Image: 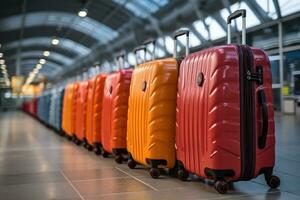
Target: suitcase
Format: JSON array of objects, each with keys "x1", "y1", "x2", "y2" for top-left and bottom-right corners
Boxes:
[
  {"x1": 127, "y1": 41, "x2": 178, "y2": 178},
  {"x1": 175, "y1": 10, "x2": 280, "y2": 194},
  {"x1": 54, "y1": 88, "x2": 65, "y2": 134},
  {"x1": 62, "y1": 83, "x2": 77, "y2": 138},
  {"x1": 85, "y1": 74, "x2": 107, "y2": 152},
  {"x1": 101, "y1": 55, "x2": 132, "y2": 163},
  {"x1": 74, "y1": 81, "x2": 89, "y2": 144}
]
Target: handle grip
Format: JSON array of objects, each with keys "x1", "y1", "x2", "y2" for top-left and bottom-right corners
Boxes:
[
  {"x1": 227, "y1": 9, "x2": 246, "y2": 24},
  {"x1": 258, "y1": 90, "x2": 268, "y2": 149},
  {"x1": 172, "y1": 29, "x2": 189, "y2": 58},
  {"x1": 227, "y1": 9, "x2": 246, "y2": 45}
]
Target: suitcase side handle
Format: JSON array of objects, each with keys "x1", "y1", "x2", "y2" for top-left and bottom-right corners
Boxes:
[
  {"x1": 258, "y1": 90, "x2": 268, "y2": 149},
  {"x1": 172, "y1": 29, "x2": 189, "y2": 58},
  {"x1": 227, "y1": 9, "x2": 246, "y2": 45},
  {"x1": 134, "y1": 45, "x2": 146, "y2": 65}
]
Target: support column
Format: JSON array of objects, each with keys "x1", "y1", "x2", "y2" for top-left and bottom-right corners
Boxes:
[{"x1": 278, "y1": 21, "x2": 284, "y2": 112}]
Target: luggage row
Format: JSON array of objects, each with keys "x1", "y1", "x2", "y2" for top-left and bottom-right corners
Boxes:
[{"x1": 22, "y1": 10, "x2": 280, "y2": 194}]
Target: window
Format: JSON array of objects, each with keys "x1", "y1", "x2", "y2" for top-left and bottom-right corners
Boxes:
[{"x1": 278, "y1": 0, "x2": 300, "y2": 16}]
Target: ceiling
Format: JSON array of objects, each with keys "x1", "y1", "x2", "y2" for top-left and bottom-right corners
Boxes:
[{"x1": 0, "y1": 0, "x2": 298, "y2": 84}]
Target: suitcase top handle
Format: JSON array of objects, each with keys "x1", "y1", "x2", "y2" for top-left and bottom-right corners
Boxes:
[
  {"x1": 133, "y1": 38, "x2": 156, "y2": 65},
  {"x1": 115, "y1": 50, "x2": 127, "y2": 70},
  {"x1": 227, "y1": 9, "x2": 246, "y2": 45},
  {"x1": 172, "y1": 29, "x2": 189, "y2": 58}
]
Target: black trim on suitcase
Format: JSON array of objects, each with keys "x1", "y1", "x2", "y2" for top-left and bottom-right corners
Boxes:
[{"x1": 238, "y1": 45, "x2": 256, "y2": 181}]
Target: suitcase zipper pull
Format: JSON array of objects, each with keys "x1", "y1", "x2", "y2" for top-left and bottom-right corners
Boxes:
[{"x1": 246, "y1": 67, "x2": 263, "y2": 85}]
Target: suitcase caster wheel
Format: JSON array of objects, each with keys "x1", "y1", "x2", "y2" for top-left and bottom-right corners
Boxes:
[
  {"x1": 75, "y1": 139, "x2": 81, "y2": 146},
  {"x1": 178, "y1": 169, "x2": 189, "y2": 181},
  {"x1": 266, "y1": 175, "x2": 280, "y2": 189},
  {"x1": 67, "y1": 136, "x2": 72, "y2": 141},
  {"x1": 127, "y1": 159, "x2": 136, "y2": 169},
  {"x1": 115, "y1": 155, "x2": 123, "y2": 164},
  {"x1": 149, "y1": 168, "x2": 160, "y2": 179},
  {"x1": 95, "y1": 149, "x2": 102, "y2": 155},
  {"x1": 87, "y1": 145, "x2": 93, "y2": 151},
  {"x1": 102, "y1": 151, "x2": 109, "y2": 158},
  {"x1": 214, "y1": 180, "x2": 229, "y2": 194}
]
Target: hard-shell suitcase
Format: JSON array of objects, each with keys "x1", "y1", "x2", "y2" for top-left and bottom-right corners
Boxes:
[
  {"x1": 74, "y1": 81, "x2": 89, "y2": 144},
  {"x1": 127, "y1": 41, "x2": 178, "y2": 178},
  {"x1": 175, "y1": 10, "x2": 280, "y2": 193},
  {"x1": 62, "y1": 83, "x2": 76, "y2": 138},
  {"x1": 101, "y1": 55, "x2": 132, "y2": 162},
  {"x1": 85, "y1": 74, "x2": 106, "y2": 152},
  {"x1": 55, "y1": 88, "x2": 65, "y2": 133}
]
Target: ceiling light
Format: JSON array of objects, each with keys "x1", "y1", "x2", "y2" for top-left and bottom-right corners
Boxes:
[
  {"x1": 39, "y1": 59, "x2": 46, "y2": 64},
  {"x1": 0, "y1": 53, "x2": 3, "y2": 58},
  {"x1": 51, "y1": 38, "x2": 60, "y2": 45},
  {"x1": 33, "y1": 68, "x2": 39, "y2": 74},
  {"x1": 78, "y1": 8, "x2": 88, "y2": 17},
  {"x1": 36, "y1": 63, "x2": 42, "y2": 69},
  {"x1": 43, "y1": 51, "x2": 50, "y2": 57},
  {"x1": 0, "y1": 59, "x2": 4, "y2": 65},
  {"x1": 1, "y1": 65, "x2": 5, "y2": 70}
]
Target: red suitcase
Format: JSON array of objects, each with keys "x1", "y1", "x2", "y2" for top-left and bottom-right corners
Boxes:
[
  {"x1": 101, "y1": 55, "x2": 132, "y2": 163},
  {"x1": 175, "y1": 10, "x2": 280, "y2": 194}
]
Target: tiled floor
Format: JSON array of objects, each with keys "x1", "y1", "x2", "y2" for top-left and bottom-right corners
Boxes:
[{"x1": 0, "y1": 111, "x2": 300, "y2": 200}]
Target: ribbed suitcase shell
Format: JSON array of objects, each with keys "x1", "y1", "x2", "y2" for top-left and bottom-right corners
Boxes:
[
  {"x1": 176, "y1": 45, "x2": 275, "y2": 181},
  {"x1": 62, "y1": 84, "x2": 75, "y2": 136},
  {"x1": 101, "y1": 69, "x2": 132, "y2": 153},
  {"x1": 85, "y1": 75, "x2": 106, "y2": 145},
  {"x1": 75, "y1": 81, "x2": 89, "y2": 141},
  {"x1": 127, "y1": 58, "x2": 178, "y2": 168}
]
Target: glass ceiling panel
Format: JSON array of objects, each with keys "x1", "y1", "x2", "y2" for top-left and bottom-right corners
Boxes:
[
  {"x1": 113, "y1": 0, "x2": 169, "y2": 18},
  {"x1": 2, "y1": 37, "x2": 90, "y2": 56},
  {"x1": 255, "y1": 0, "x2": 277, "y2": 19},
  {"x1": 0, "y1": 12, "x2": 118, "y2": 43},
  {"x1": 220, "y1": 1, "x2": 260, "y2": 30},
  {"x1": 205, "y1": 17, "x2": 226, "y2": 40},
  {"x1": 164, "y1": 36, "x2": 181, "y2": 54},
  {"x1": 6, "y1": 51, "x2": 72, "y2": 65},
  {"x1": 278, "y1": 0, "x2": 300, "y2": 16},
  {"x1": 193, "y1": 20, "x2": 209, "y2": 40}
]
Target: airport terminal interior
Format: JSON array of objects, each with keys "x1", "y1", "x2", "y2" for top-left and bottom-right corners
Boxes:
[{"x1": 0, "y1": 0, "x2": 300, "y2": 199}]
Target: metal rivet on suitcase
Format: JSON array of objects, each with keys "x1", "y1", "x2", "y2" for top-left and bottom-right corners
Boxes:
[
  {"x1": 142, "y1": 81, "x2": 147, "y2": 91},
  {"x1": 197, "y1": 72, "x2": 204, "y2": 87}
]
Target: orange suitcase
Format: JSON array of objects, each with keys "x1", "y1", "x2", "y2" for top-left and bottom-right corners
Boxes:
[
  {"x1": 101, "y1": 63, "x2": 132, "y2": 163},
  {"x1": 74, "y1": 81, "x2": 89, "y2": 144},
  {"x1": 127, "y1": 43, "x2": 179, "y2": 178},
  {"x1": 62, "y1": 83, "x2": 75, "y2": 138},
  {"x1": 85, "y1": 74, "x2": 107, "y2": 153}
]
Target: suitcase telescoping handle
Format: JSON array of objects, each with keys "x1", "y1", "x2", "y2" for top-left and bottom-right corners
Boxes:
[
  {"x1": 258, "y1": 90, "x2": 268, "y2": 149},
  {"x1": 115, "y1": 51, "x2": 126, "y2": 70},
  {"x1": 134, "y1": 45, "x2": 147, "y2": 65},
  {"x1": 227, "y1": 9, "x2": 246, "y2": 45},
  {"x1": 143, "y1": 38, "x2": 156, "y2": 61},
  {"x1": 172, "y1": 29, "x2": 189, "y2": 58}
]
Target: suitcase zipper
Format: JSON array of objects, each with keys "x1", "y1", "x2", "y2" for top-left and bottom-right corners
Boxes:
[{"x1": 238, "y1": 45, "x2": 256, "y2": 180}]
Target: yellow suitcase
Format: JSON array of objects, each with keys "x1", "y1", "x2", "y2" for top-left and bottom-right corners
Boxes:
[{"x1": 127, "y1": 43, "x2": 178, "y2": 178}]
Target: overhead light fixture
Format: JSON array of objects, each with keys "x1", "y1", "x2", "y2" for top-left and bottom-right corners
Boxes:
[
  {"x1": 1, "y1": 65, "x2": 5, "y2": 70},
  {"x1": 0, "y1": 59, "x2": 4, "y2": 65},
  {"x1": 78, "y1": 8, "x2": 88, "y2": 17},
  {"x1": 36, "y1": 63, "x2": 42, "y2": 69},
  {"x1": 33, "y1": 68, "x2": 39, "y2": 74},
  {"x1": 51, "y1": 38, "x2": 60, "y2": 45},
  {"x1": 43, "y1": 51, "x2": 50, "y2": 57},
  {"x1": 39, "y1": 59, "x2": 46, "y2": 65},
  {"x1": 0, "y1": 53, "x2": 3, "y2": 58}
]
